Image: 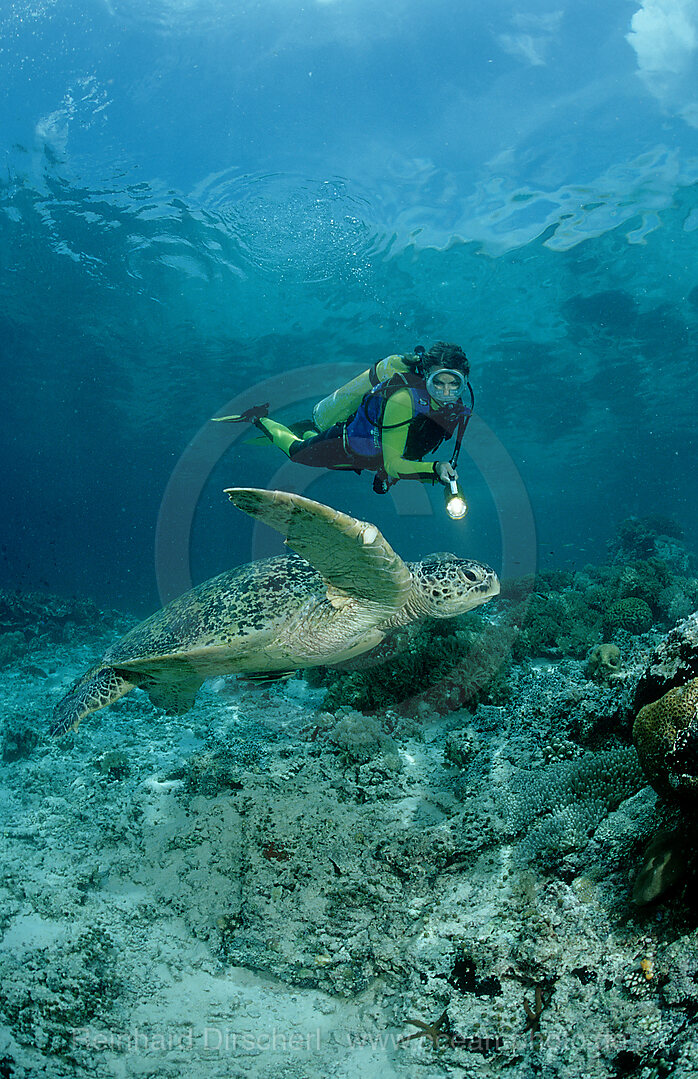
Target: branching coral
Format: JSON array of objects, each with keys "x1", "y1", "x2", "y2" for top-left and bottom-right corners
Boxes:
[
  {"x1": 504, "y1": 746, "x2": 645, "y2": 834},
  {"x1": 501, "y1": 746, "x2": 646, "y2": 870}
]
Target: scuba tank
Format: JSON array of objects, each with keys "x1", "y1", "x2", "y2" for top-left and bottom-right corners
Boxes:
[{"x1": 312, "y1": 353, "x2": 421, "y2": 432}]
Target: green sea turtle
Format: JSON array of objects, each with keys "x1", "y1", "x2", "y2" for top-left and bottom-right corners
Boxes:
[{"x1": 50, "y1": 488, "x2": 499, "y2": 736}]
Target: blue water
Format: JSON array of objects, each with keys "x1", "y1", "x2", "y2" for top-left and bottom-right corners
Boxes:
[{"x1": 2, "y1": 0, "x2": 698, "y2": 614}]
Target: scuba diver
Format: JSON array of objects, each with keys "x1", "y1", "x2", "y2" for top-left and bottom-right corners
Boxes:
[{"x1": 214, "y1": 342, "x2": 474, "y2": 513}]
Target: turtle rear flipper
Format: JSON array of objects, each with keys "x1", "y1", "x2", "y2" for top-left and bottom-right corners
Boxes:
[
  {"x1": 141, "y1": 675, "x2": 204, "y2": 714},
  {"x1": 50, "y1": 666, "x2": 137, "y2": 737}
]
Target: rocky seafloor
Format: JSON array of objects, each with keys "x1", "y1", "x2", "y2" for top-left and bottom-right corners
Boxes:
[{"x1": 1, "y1": 533, "x2": 698, "y2": 1079}]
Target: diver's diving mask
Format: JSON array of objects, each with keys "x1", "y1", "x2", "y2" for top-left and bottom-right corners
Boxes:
[{"x1": 425, "y1": 367, "x2": 467, "y2": 404}]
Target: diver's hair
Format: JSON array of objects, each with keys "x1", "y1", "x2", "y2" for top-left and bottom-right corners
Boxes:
[{"x1": 424, "y1": 342, "x2": 470, "y2": 375}]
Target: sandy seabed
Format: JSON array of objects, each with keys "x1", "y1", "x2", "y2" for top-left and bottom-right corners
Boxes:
[{"x1": 1, "y1": 616, "x2": 697, "y2": 1079}]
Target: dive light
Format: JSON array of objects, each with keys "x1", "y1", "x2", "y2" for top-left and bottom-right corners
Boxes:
[{"x1": 445, "y1": 477, "x2": 468, "y2": 520}]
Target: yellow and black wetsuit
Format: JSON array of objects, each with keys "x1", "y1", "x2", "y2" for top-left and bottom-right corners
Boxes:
[{"x1": 253, "y1": 368, "x2": 466, "y2": 485}]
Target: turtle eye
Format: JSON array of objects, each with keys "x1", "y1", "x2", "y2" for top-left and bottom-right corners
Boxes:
[{"x1": 462, "y1": 569, "x2": 478, "y2": 582}]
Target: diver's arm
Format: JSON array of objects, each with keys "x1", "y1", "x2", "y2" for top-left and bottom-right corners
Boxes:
[{"x1": 381, "y1": 391, "x2": 441, "y2": 483}]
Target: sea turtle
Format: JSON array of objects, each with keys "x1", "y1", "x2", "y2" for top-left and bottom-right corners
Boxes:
[{"x1": 50, "y1": 488, "x2": 499, "y2": 736}]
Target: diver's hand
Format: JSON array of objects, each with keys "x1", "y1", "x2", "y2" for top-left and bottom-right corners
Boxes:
[{"x1": 435, "y1": 461, "x2": 458, "y2": 486}]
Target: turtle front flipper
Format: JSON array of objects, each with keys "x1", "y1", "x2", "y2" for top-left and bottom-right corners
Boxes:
[
  {"x1": 224, "y1": 488, "x2": 414, "y2": 611},
  {"x1": 50, "y1": 666, "x2": 137, "y2": 736}
]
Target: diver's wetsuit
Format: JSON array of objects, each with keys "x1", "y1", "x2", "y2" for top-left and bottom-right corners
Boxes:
[
  {"x1": 256, "y1": 375, "x2": 466, "y2": 484},
  {"x1": 287, "y1": 421, "x2": 355, "y2": 469}
]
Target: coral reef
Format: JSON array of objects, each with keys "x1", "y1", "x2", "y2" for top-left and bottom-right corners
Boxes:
[
  {"x1": 500, "y1": 553, "x2": 696, "y2": 665},
  {"x1": 0, "y1": 926, "x2": 119, "y2": 1054},
  {"x1": 2, "y1": 536, "x2": 698, "y2": 1078},
  {"x1": 609, "y1": 515, "x2": 692, "y2": 573},
  {"x1": 1, "y1": 715, "x2": 40, "y2": 763},
  {"x1": 0, "y1": 588, "x2": 127, "y2": 645},
  {"x1": 634, "y1": 611, "x2": 698, "y2": 711},
  {"x1": 96, "y1": 749, "x2": 131, "y2": 780},
  {"x1": 0, "y1": 632, "x2": 27, "y2": 668},
  {"x1": 633, "y1": 679, "x2": 698, "y2": 803},
  {"x1": 505, "y1": 579, "x2": 602, "y2": 659},
  {"x1": 306, "y1": 615, "x2": 514, "y2": 715},
  {"x1": 497, "y1": 746, "x2": 646, "y2": 869},
  {"x1": 182, "y1": 739, "x2": 268, "y2": 795},
  {"x1": 629, "y1": 618, "x2": 698, "y2": 903},
  {"x1": 586, "y1": 643, "x2": 621, "y2": 683},
  {"x1": 326, "y1": 710, "x2": 401, "y2": 764},
  {"x1": 603, "y1": 597, "x2": 653, "y2": 637}
]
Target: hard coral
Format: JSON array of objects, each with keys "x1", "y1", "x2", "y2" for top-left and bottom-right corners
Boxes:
[
  {"x1": 184, "y1": 742, "x2": 263, "y2": 795},
  {"x1": 603, "y1": 597, "x2": 653, "y2": 637},
  {"x1": 476, "y1": 745, "x2": 646, "y2": 873},
  {"x1": 495, "y1": 556, "x2": 692, "y2": 663},
  {"x1": 586, "y1": 643, "x2": 622, "y2": 683},
  {"x1": 632, "y1": 620, "x2": 698, "y2": 903},
  {"x1": 508, "y1": 586, "x2": 600, "y2": 660},
  {"x1": 658, "y1": 579, "x2": 698, "y2": 624},
  {"x1": 616, "y1": 558, "x2": 672, "y2": 612},
  {"x1": 0, "y1": 591, "x2": 98, "y2": 634},
  {"x1": 633, "y1": 679, "x2": 698, "y2": 803},
  {"x1": 633, "y1": 611, "x2": 698, "y2": 711},
  {"x1": 328, "y1": 711, "x2": 400, "y2": 764},
  {"x1": 504, "y1": 746, "x2": 645, "y2": 837}
]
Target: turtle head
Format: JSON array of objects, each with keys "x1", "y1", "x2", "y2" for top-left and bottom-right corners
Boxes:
[{"x1": 411, "y1": 552, "x2": 500, "y2": 618}]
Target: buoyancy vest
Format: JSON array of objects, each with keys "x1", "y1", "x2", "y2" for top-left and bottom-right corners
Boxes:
[{"x1": 343, "y1": 373, "x2": 466, "y2": 461}]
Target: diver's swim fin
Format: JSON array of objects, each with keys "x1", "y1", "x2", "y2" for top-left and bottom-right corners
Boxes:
[{"x1": 213, "y1": 403, "x2": 270, "y2": 424}]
